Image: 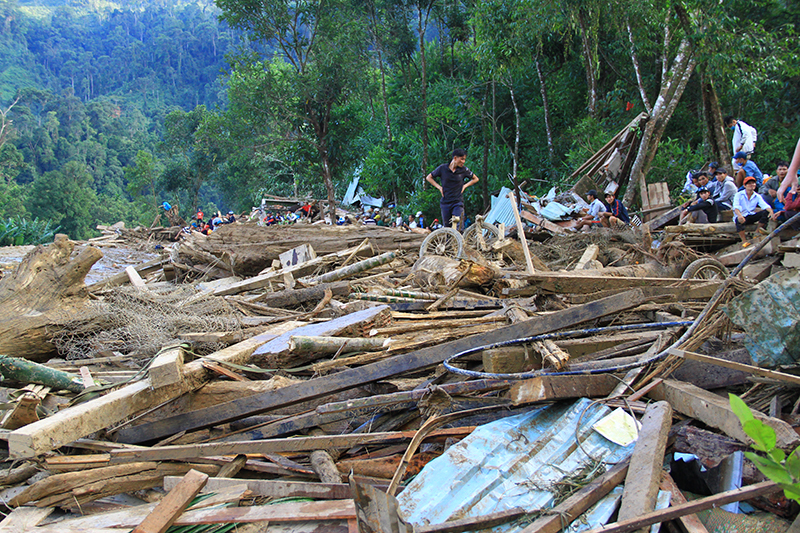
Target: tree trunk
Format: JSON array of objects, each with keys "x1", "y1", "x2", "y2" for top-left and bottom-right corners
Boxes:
[
  {"x1": 0, "y1": 235, "x2": 103, "y2": 361},
  {"x1": 623, "y1": 34, "x2": 697, "y2": 209},
  {"x1": 700, "y1": 69, "x2": 730, "y2": 167},
  {"x1": 534, "y1": 56, "x2": 556, "y2": 168},
  {"x1": 481, "y1": 93, "x2": 490, "y2": 210},
  {"x1": 576, "y1": 6, "x2": 599, "y2": 118},
  {"x1": 418, "y1": 3, "x2": 432, "y2": 176}
]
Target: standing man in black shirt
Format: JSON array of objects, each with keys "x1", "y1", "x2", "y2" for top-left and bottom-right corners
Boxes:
[{"x1": 424, "y1": 149, "x2": 480, "y2": 232}]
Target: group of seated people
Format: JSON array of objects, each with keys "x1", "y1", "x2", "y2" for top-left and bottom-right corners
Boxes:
[
  {"x1": 571, "y1": 189, "x2": 630, "y2": 232},
  {"x1": 680, "y1": 158, "x2": 800, "y2": 247},
  {"x1": 192, "y1": 209, "x2": 236, "y2": 235}
]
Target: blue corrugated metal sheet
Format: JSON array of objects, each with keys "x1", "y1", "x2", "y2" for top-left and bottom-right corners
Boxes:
[
  {"x1": 396, "y1": 399, "x2": 635, "y2": 532},
  {"x1": 484, "y1": 186, "x2": 518, "y2": 229}
]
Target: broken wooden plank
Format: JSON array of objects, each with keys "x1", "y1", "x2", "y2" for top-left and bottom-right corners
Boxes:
[
  {"x1": 416, "y1": 508, "x2": 528, "y2": 533},
  {"x1": 519, "y1": 460, "x2": 629, "y2": 533},
  {"x1": 670, "y1": 348, "x2": 800, "y2": 387},
  {"x1": 132, "y1": 469, "x2": 208, "y2": 533},
  {"x1": 618, "y1": 401, "x2": 672, "y2": 525},
  {"x1": 580, "y1": 481, "x2": 779, "y2": 533},
  {"x1": 166, "y1": 477, "x2": 353, "y2": 500},
  {"x1": 0, "y1": 506, "x2": 53, "y2": 532},
  {"x1": 659, "y1": 473, "x2": 710, "y2": 533},
  {"x1": 507, "y1": 191, "x2": 535, "y2": 274},
  {"x1": 88, "y1": 257, "x2": 165, "y2": 292},
  {"x1": 118, "y1": 289, "x2": 648, "y2": 443},
  {"x1": 126, "y1": 265, "x2": 148, "y2": 289},
  {"x1": 648, "y1": 379, "x2": 800, "y2": 449},
  {"x1": 573, "y1": 244, "x2": 600, "y2": 270},
  {"x1": 510, "y1": 374, "x2": 619, "y2": 404}
]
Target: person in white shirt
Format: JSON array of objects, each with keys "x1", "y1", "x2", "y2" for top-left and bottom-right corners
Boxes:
[
  {"x1": 733, "y1": 175, "x2": 772, "y2": 247},
  {"x1": 725, "y1": 116, "x2": 757, "y2": 156},
  {"x1": 573, "y1": 189, "x2": 605, "y2": 232}
]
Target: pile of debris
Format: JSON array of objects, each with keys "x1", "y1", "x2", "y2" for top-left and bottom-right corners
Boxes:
[{"x1": 0, "y1": 208, "x2": 799, "y2": 532}]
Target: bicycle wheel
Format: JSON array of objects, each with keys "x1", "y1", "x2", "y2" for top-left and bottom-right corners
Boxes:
[
  {"x1": 419, "y1": 228, "x2": 464, "y2": 258},
  {"x1": 463, "y1": 221, "x2": 502, "y2": 254},
  {"x1": 681, "y1": 258, "x2": 729, "y2": 280}
]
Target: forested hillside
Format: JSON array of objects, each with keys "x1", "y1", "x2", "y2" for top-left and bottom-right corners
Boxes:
[
  {"x1": 1, "y1": 0, "x2": 799, "y2": 239},
  {"x1": 0, "y1": 0, "x2": 238, "y2": 238}
]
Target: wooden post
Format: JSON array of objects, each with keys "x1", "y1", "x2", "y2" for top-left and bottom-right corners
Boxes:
[
  {"x1": 507, "y1": 192, "x2": 535, "y2": 274},
  {"x1": 618, "y1": 401, "x2": 672, "y2": 531}
]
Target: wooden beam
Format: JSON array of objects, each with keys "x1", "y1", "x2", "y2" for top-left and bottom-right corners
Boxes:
[
  {"x1": 148, "y1": 345, "x2": 185, "y2": 390},
  {"x1": 519, "y1": 460, "x2": 629, "y2": 533},
  {"x1": 503, "y1": 273, "x2": 718, "y2": 296},
  {"x1": 110, "y1": 428, "x2": 473, "y2": 463},
  {"x1": 118, "y1": 289, "x2": 648, "y2": 444},
  {"x1": 132, "y1": 469, "x2": 208, "y2": 533},
  {"x1": 648, "y1": 379, "x2": 800, "y2": 450},
  {"x1": 510, "y1": 374, "x2": 619, "y2": 404},
  {"x1": 670, "y1": 348, "x2": 800, "y2": 387},
  {"x1": 8, "y1": 322, "x2": 303, "y2": 459},
  {"x1": 579, "y1": 481, "x2": 779, "y2": 533},
  {"x1": 618, "y1": 401, "x2": 672, "y2": 526}
]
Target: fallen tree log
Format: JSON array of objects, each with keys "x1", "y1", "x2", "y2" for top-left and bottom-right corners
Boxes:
[
  {"x1": 0, "y1": 235, "x2": 102, "y2": 361},
  {"x1": 179, "y1": 224, "x2": 425, "y2": 277}
]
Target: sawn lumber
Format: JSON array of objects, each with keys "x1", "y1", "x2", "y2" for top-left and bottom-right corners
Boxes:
[
  {"x1": 117, "y1": 289, "x2": 647, "y2": 443},
  {"x1": 8, "y1": 320, "x2": 305, "y2": 459}
]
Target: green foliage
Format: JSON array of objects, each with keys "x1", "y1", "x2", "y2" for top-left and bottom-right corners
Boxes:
[
  {"x1": 730, "y1": 394, "x2": 800, "y2": 502},
  {"x1": 0, "y1": 216, "x2": 59, "y2": 246},
  {"x1": 646, "y1": 139, "x2": 707, "y2": 201}
]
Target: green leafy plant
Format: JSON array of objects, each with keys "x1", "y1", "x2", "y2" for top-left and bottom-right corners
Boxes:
[
  {"x1": 0, "y1": 216, "x2": 59, "y2": 246},
  {"x1": 729, "y1": 393, "x2": 800, "y2": 502}
]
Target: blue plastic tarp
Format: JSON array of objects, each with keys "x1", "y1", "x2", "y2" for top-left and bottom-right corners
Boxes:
[{"x1": 725, "y1": 269, "x2": 800, "y2": 367}]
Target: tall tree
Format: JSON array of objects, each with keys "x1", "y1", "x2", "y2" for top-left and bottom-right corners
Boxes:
[{"x1": 218, "y1": 0, "x2": 368, "y2": 223}]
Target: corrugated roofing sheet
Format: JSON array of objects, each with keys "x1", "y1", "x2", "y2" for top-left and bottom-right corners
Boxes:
[{"x1": 396, "y1": 399, "x2": 635, "y2": 532}]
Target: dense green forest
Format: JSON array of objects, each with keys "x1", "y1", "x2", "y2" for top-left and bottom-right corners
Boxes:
[{"x1": 0, "y1": 0, "x2": 798, "y2": 239}]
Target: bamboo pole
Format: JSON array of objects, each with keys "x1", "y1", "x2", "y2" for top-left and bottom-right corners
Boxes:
[
  {"x1": 289, "y1": 336, "x2": 391, "y2": 355},
  {"x1": 301, "y1": 251, "x2": 396, "y2": 286},
  {"x1": 0, "y1": 355, "x2": 84, "y2": 393}
]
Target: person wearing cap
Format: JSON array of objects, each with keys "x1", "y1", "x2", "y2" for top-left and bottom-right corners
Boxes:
[
  {"x1": 733, "y1": 151, "x2": 763, "y2": 188},
  {"x1": 431, "y1": 218, "x2": 443, "y2": 230},
  {"x1": 415, "y1": 211, "x2": 425, "y2": 230},
  {"x1": 226, "y1": 211, "x2": 236, "y2": 224},
  {"x1": 712, "y1": 167, "x2": 737, "y2": 211},
  {"x1": 573, "y1": 189, "x2": 605, "y2": 231},
  {"x1": 724, "y1": 116, "x2": 757, "y2": 158},
  {"x1": 374, "y1": 213, "x2": 385, "y2": 226},
  {"x1": 424, "y1": 148, "x2": 479, "y2": 232},
  {"x1": 733, "y1": 175, "x2": 773, "y2": 247},
  {"x1": 680, "y1": 186, "x2": 717, "y2": 224},
  {"x1": 600, "y1": 191, "x2": 629, "y2": 229}
]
